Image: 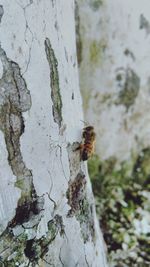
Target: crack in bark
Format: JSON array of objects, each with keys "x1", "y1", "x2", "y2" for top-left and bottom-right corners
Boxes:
[
  {"x1": 24, "y1": 215, "x2": 65, "y2": 262},
  {"x1": 22, "y1": 6, "x2": 34, "y2": 74},
  {"x1": 45, "y1": 37, "x2": 63, "y2": 127},
  {"x1": 59, "y1": 246, "x2": 65, "y2": 267},
  {"x1": 85, "y1": 255, "x2": 90, "y2": 267},
  {"x1": 47, "y1": 170, "x2": 57, "y2": 214},
  {"x1": 57, "y1": 145, "x2": 68, "y2": 182},
  {"x1": 84, "y1": 247, "x2": 90, "y2": 267},
  {"x1": 16, "y1": 0, "x2": 34, "y2": 74}
]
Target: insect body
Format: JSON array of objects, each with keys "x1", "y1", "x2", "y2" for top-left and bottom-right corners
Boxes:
[{"x1": 79, "y1": 126, "x2": 96, "y2": 161}]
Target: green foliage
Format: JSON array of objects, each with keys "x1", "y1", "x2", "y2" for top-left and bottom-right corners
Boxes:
[{"x1": 88, "y1": 150, "x2": 150, "y2": 266}]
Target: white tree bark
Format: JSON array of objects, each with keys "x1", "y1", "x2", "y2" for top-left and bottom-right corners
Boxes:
[
  {"x1": 0, "y1": 1, "x2": 107, "y2": 266},
  {"x1": 77, "y1": 0, "x2": 150, "y2": 162}
]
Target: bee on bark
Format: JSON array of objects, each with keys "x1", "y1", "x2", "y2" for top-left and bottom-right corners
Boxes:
[{"x1": 79, "y1": 126, "x2": 96, "y2": 161}]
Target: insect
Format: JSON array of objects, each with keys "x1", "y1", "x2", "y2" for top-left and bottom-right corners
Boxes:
[{"x1": 79, "y1": 126, "x2": 96, "y2": 161}]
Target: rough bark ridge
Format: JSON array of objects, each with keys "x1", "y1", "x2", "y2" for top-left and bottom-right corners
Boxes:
[{"x1": 0, "y1": 1, "x2": 107, "y2": 266}]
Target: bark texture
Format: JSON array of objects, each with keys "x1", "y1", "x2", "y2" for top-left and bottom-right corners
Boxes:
[{"x1": 0, "y1": 1, "x2": 107, "y2": 266}]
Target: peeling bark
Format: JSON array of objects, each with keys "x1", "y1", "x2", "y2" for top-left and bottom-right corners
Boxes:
[{"x1": 0, "y1": 46, "x2": 32, "y2": 195}]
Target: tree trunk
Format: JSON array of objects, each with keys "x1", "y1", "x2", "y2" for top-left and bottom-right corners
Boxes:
[
  {"x1": 76, "y1": 0, "x2": 150, "y2": 162},
  {"x1": 0, "y1": 1, "x2": 107, "y2": 266},
  {"x1": 76, "y1": 0, "x2": 150, "y2": 266}
]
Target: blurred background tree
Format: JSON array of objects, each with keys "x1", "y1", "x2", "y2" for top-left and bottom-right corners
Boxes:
[{"x1": 76, "y1": 0, "x2": 150, "y2": 266}]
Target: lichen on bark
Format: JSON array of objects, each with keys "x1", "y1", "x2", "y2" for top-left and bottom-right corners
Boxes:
[
  {"x1": 0, "y1": 45, "x2": 36, "y2": 200},
  {"x1": 89, "y1": 0, "x2": 104, "y2": 11},
  {"x1": 66, "y1": 144, "x2": 96, "y2": 243},
  {"x1": 0, "y1": 45, "x2": 45, "y2": 265},
  {"x1": 139, "y1": 14, "x2": 150, "y2": 35},
  {"x1": 0, "y1": 214, "x2": 65, "y2": 266},
  {"x1": 116, "y1": 67, "x2": 140, "y2": 110},
  {"x1": 44, "y1": 37, "x2": 63, "y2": 127}
]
